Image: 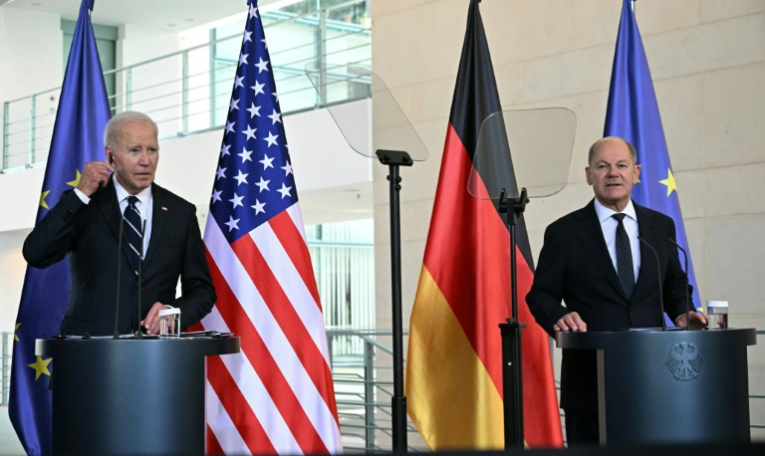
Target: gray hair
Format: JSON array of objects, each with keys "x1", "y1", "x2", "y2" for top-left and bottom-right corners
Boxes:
[
  {"x1": 104, "y1": 111, "x2": 158, "y2": 148},
  {"x1": 588, "y1": 136, "x2": 637, "y2": 166}
]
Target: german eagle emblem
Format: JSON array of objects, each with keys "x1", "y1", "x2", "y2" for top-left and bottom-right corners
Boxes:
[{"x1": 665, "y1": 342, "x2": 703, "y2": 381}]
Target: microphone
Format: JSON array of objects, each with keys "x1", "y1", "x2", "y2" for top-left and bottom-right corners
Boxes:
[
  {"x1": 135, "y1": 220, "x2": 146, "y2": 339},
  {"x1": 668, "y1": 238, "x2": 692, "y2": 330},
  {"x1": 637, "y1": 236, "x2": 667, "y2": 331},
  {"x1": 113, "y1": 216, "x2": 125, "y2": 339}
]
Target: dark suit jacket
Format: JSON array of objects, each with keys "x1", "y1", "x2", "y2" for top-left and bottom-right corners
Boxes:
[
  {"x1": 526, "y1": 199, "x2": 691, "y2": 412},
  {"x1": 23, "y1": 179, "x2": 216, "y2": 336}
]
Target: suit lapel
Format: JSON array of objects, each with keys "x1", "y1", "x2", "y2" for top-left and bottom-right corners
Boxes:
[
  {"x1": 143, "y1": 184, "x2": 170, "y2": 268},
  {"x1": 573, "y1": 200, "x2": 629, "y2": 302}
]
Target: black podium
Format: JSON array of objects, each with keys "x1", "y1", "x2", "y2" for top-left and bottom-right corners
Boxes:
[
  {"x1": 37, "y1": 336, "x2": 240, "y2": 456},
  {"x1": 557, "y1": 328, "x2": 756, "y2": 446}
]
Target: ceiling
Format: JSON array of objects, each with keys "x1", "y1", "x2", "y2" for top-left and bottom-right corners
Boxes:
[{"x1": 0, "y1": 0, "x2": 293, "y2": 32}]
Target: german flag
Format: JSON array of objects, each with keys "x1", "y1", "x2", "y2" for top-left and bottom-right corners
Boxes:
[{"x1": 405, "y1": 0, "x2": 563, "y2": 449}]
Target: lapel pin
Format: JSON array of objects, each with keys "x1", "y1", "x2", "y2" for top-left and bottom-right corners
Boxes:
[{"x1": 162, "y1": 207, "x2": 168, "y2": 211}]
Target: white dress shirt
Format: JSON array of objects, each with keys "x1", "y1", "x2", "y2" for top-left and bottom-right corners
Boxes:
[
  {"x1": 594, "y1": 198, "x2": 641, "y2": 283},
  {"x1": 74, "y1": 175, "x2": 153, "y2": 257}
]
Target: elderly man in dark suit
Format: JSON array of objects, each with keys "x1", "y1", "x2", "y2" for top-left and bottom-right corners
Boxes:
[
  {"x1": 23, "y1": 111, "x2": 215, "y2": 336},
  {"x1": 526, "y1": 136, "x2": 707, "y2": 446}
]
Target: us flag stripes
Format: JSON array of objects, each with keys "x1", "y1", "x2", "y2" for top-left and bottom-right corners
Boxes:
[{"x1": 195, "y1": 0, "x2": 342, "y2": 453}]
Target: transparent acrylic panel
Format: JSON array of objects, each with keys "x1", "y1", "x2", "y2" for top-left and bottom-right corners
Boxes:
[
  {"x1": 305, "y1": 63, "x2": 428, "y2": 161},
  {"x1": 468, "y1": 108, "x2": 577, "y2": 200}
]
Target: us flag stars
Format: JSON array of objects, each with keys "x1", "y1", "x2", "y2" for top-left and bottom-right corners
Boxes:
[{"x1": 208, "y1": 2, "x2": 298, "y2": 242}]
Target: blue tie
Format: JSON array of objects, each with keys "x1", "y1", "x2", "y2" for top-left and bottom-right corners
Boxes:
[
  {"x1": 613, "y1": 213, "x2": 635, "y2": 299},
  {"x1": 124, "y1": 196, "x2": 143, "y2": 275}
]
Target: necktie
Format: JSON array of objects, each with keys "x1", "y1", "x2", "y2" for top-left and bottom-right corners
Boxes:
[
  {"x1": 124, "y1": 196, "x2": 143, "y2": 275},
  {"x1": 612, "y1": 213, "x2": 634, "y2": 299}
]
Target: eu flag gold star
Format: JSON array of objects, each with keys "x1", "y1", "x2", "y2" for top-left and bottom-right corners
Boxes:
[
  {"x1": 28, "y1": 356, "x2": 52, "y2": 381},
  {"x1": 66, "y1": 169, "x2": 82, "y2": 188},
  {"x1": 40, "y1": 190, "x2": 51, "y2": 209},
  {"x1": 14, "y1": 322, "x2": 20, "y2": 342},
  {"x1": 659, "y1": 169, "x2": 677, "y2": 196}
]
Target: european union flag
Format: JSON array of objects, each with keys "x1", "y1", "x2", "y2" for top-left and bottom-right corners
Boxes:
[
  {"x1": 8, "y1": 1, "x2": 111, "y2": 454},
  {"x1": 604, "y1": 0, "x2": 701, "y2": 315}
]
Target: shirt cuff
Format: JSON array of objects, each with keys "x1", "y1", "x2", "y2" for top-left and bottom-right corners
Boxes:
[{"x1": 73, "y1": 188, "x2": 91, "y2": 204}]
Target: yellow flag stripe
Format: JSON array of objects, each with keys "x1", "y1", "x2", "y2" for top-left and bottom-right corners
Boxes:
[{"x1": 406, "y1": 266, "x2": 504, "y2": 450}]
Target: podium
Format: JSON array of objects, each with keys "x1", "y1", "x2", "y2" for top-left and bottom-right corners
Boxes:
[
  {"x1": 557, "y1": 328, "x2": 756, "y2": 446},
  {"x1": 37, "y1": 336, "x2": 240, "y2": 456}
]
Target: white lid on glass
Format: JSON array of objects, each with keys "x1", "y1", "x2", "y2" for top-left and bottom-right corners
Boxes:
[{"x1": 159, "y1": 307, "x2": 181, "y2": 317}]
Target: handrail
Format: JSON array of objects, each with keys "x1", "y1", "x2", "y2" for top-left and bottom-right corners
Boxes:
[
  {"x1": 327, "y1": 329, "x2": 408, "y2": 357},
  {"x1": 2, "y1": 0, "x2": 371, "y2": 172},
  {"x1": 2, "y1": 1, "x2": 370, "y2": 105}
]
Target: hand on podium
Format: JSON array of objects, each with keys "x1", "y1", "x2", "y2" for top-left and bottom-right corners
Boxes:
[
  {"x1": 676, "y1": 311, "x2": 708, "y2": 330},
  {"x1": 141, "y1": 302, "x2": 170, "y2": 335},
  {"x1": 554, "y1": 311, "x2": 587, "y2": 333}
]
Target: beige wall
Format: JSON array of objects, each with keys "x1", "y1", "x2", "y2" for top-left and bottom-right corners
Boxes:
[{"x1": 372, "y1": 0, "x2": 765, "y2": 439}]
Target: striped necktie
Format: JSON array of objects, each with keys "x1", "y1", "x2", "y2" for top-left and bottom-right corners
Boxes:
[
  {"x1": 612, "y1": 213, "x2": 634, "y2": 299},
  {"x1": 123, "y1": 195, "x2": 143, "y2": 275}
]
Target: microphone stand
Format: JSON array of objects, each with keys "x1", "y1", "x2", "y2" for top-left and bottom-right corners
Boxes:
[
  {"x1": 376, "y1": 149, "x2": 413, "y2": 453},
  {"x1": 113, "y1": 218, "x2": 125, "y2": 339},
  {"x1": 637, "y1": 237, "x2": 667, "y2": 331},
  {"x1": 668, "y1": 239, "x2": 692, "y2": 330},
  {"x1": 135, "y1": 220, "x2": 146, "y2": 339},
  {"x1": 498, "y1": 187, "x2": 528, "y2": 449}
]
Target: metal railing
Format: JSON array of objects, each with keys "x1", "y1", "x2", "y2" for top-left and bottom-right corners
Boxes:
[
  {"x1": 1, "y1": 331, "x2": 10, "y2": 405},
  {"x1": 1, "y1": 0, "x2": 371, "y2": 173},
  {"x1": 326, "y1": 329, "x2": 425, "y2": 452}
]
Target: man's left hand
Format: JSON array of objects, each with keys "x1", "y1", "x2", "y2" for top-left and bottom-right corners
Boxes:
[
  {"x1": 141, "y1": 302, "x2": 169, "y2": 335},
  {"x1": 676, "y1": 311, "x2": 708, "y2": 330}
]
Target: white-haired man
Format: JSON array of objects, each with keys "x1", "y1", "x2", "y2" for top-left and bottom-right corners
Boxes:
[{"x1": 24, "y1": 111, "x2": 215, "y2": 336}]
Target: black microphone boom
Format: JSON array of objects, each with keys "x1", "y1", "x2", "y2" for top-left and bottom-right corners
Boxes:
[
  {"x1": 113, "y1": 217, "x2": 125, "y2": 339},
  {"x1": 668, "y1": 238, "x2": 692, "y2": 330},
  {"x1": 136, "y1": 220, "x2": 146, "y2": 338},
  {"x1": 637, "y1": 236, "x2": 667, "y2": 331}
]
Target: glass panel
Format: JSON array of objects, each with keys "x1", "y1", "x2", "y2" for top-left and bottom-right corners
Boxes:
[{"x1": 468, "y1": 108, "x2": 577, "y2": 201}]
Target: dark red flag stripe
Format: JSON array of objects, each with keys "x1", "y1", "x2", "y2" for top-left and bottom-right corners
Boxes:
[
  {"x1": 207, "y1": 249, "x2": 329, "y2": 454},
  {"x1": 206, "y1": 424, "x2": 225, "y2": 455},
  {"x1": 207, "y1": 355, "x2": 275, "y2": 454},
  {"x1": 231, "y1": 232, "x2": 336, "y2": 413},
  {"x1": 269, "y1": 210, "x2": 323, "y2": 309}
]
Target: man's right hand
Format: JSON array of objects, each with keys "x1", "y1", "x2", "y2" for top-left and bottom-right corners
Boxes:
[
  {"x1": 77, "y1": 160, "x2": 114, "y2": 196},
  {"x1": 554, "y1": 311, "x2": 587, "y2": 333}
]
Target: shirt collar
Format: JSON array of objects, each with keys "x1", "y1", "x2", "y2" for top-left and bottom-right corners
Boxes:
[
  {"x1": 113, "y1": 174, "x2": 152, "y2": 207},
  {"x1": 594, "y1": 198, "x2": 637, "y2": 224}
]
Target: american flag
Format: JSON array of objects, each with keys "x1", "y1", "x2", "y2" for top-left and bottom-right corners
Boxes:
[{"x1": 197, "y1": 1, "x2": 342, "y2": 453}]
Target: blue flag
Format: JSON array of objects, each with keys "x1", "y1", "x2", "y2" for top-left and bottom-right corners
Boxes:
[
  {"x1": 8, "y1": 1, "x2": 111, "y2": 454},
  {"x1": 604, "y1": 0, "x2": 700, "y2": 315}
]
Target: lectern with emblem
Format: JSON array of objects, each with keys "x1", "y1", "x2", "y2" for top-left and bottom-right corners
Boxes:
[
  {"x1": 558, "y1": 328, "x2": 756, "y2": 446},
  {"x1": 36, "y1": 335, "x2": 239, "y2": 456}
]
